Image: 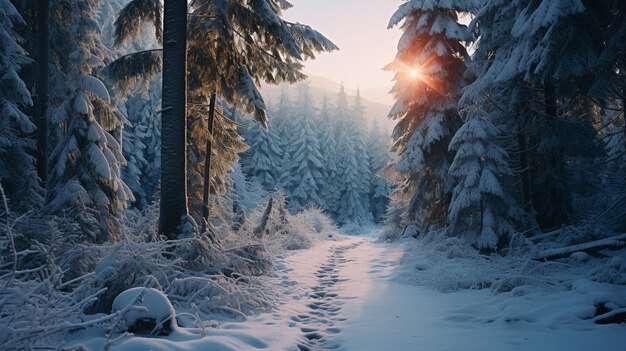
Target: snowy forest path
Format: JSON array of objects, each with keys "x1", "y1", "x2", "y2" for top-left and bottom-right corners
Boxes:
[{"x1": 262, "y1": 233, "x2": 405, "y2": 351}]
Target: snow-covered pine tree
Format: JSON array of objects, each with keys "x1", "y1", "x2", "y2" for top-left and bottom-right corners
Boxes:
[
  {"x1": 337, "y1": 140, "x2": 372, "y2": 225},
  {"x1": 592, "y1": 0, "x2": 626, "y2": 164},
  {"x1": 466, "y1": 0, "x2": 606, "y2": 231},
  {"x1": 47, "y1": 0, "x2": 133, "y2": 243},
  {"x1": 367, "y1": 122, "x2": 391, "y2": 224},
  {"x1": 112, "y1": 0, "x2": 337, "y2": 227},
  {"x1": 318, "y1": 95, "x2": 341, "y2": 216},
  {"x1": 334, "y1": 86, "x2": 371, "y2": 225},
  {"x1": 0, "y1": 0, "x2": 41, "y2": 211},
  {"x1": 448, "y1": 114, "x2": 516, "y2": 251},
  {"x1": 242, "y1": 119, "x2": 283, "y2": 190},
  {"x1": 283, "y1": 84, "x2": 325, "y2": 212},
  {"x1": 187, "y1": 98, "x2": 249, "y2": 225},
  {"x1": 385, "y1": 0, "x2": 474, "y2": 232},
  {"x1": 121, "y1": 79, "x2": 161, "y2": 209},
  {"x1": 185, "y1": 0, "x2": 337, "y2": 223},
  {"x1": 350, "y1": 90, "x2": 373, "y2": 215},
  {"x1": 97, "y1": 0, "x2": 162, "y2": 210},
  {"x1": 273, "y1": 88, "x2": 296, "y2": 190}
]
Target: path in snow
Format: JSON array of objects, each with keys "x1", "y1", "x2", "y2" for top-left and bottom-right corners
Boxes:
[
  {"x1": 290, "y1": 241, "x2": 361, "y2": 350},
  {"x1": 79, "y1": 232, "x2": 626, "y2": 350},
  {"x1": 268, "y1": 234, "x2": 626, "y2": 351},
  {"x1": 270, "y1": 235, "x2": 404, "y2": 351}
]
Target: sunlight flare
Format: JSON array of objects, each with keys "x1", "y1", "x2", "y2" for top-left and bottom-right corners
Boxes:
[{"x1": 408, "y1": 68, "x2": 421, "y2": 79}]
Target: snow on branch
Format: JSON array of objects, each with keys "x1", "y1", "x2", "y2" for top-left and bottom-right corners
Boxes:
[
  {"x1": 534, "y1": 234, "x2": 626, "y2": 261},
  {"x1": 114, "y1": 0, "x2": 163, "y2": 46},
  {"x1": 104, "y1": 49, "x2": 163, "y2": 94}
]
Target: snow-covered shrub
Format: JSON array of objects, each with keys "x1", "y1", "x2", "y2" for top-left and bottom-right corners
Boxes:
[
  {"x1": 294, "y1": 207, "x2": 336, "y2": 238},
  {"x1": 591, "y1": 257, "x2": 626, "y2": 285},
  {"x1": 235, "y1": 194, "x2": 337, "y2": 252},
  {"x1": 395, "y1": 232, "x2": 561, "y2": 293},
  {"x1": 112, "y1": 287, "x2": 177, "y2": 335},
  {"x1": 0, "y1": 194, "x2": 116, "y2": 349},
  {"x1": 167, "y1": 275, "x2": 275, "y2": 321},
  {"x1": 0, "y1": 199, "x2": 283, "y2": 349}
]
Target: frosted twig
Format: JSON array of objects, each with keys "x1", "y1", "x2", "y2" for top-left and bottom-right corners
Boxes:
[{"x1": 0, "y1": 183, "x2": 17, "y2": 288}]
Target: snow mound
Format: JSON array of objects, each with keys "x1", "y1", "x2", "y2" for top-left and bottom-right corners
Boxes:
[{"x1": 112, "y1": 288, "x2": 177, "y2": 336}]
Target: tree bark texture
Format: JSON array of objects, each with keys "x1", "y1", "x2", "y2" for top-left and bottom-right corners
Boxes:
[{"x1": 159, "y1": 0, "x2": 189, "y2": 239}]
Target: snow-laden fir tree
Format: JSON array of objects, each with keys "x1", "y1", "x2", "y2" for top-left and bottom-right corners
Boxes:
[
  {"x1": 184, "y1": 0, "x2": 336, "y2": 225},
  {"x1": 97, "y1": 0, "x2": 162, "y2": 210},
  {"x1": 385, "y1": 0, "x2": 475, "y2": 232},
  {"x1": 503, "y1": 0, "x2": 603, "y2": 229},
  {"x1": 273, "y1": 88, "x2": 295, "y2": 189},
  {"x1": 187, "y1": 99, "x2": 248, "y2": 225},
  {"x1": 113, "y1": 0, "x2": 336, "y2": 230},
  {"x1": 335, "y1": 86, "x2": 372, "y2": 225},
  {"x1": 318, "y1": 95, "x2": 341, "y2": 216},
  {"x1": 465, "y1": 0, "x2": 606, "y2": 230},
  {"x1": 350, "y1": 90, "x2": 373, "y2": 212},
  {"x1": 592, "y1": 0, "x2": 626, "y2": 175},
  {"x1": 448, "y1": 114, "x2": 516, "y2": 251},
  {"x1": 337, "y1": 138, "x2": 372, "y2": 225},
  {"x1": 243, "y1": 119, "x2": 283, "y2": 190},
  {"x1": 367, "y1": 122, "x2": 391, "y2": 224},
  {"x1": 117, "y1": 101, "x2": 147, "y2": 209},
  {"x1": 121, "y1": 79, "x2": 161, "y2": 209},
  {"x1": 47, "y1": 0, "x2": 133, "y2": 243},
  {"x1": 283, "y1": 85, "x2": 325, "y2": 212},
  {"x1": 0, "y1": 0, "x2": 41, "y2": 211}
]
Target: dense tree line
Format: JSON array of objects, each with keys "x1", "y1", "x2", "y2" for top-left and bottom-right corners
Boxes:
[
  {"x1": 386, "y1": 0, "x2": 626, "y2": 251},
  {"x1": 0, "y1": 0, "x2": 335, "y2": 242},
  {"x1": 239, "y1": 85, "x2": 391, "y2": 225}
]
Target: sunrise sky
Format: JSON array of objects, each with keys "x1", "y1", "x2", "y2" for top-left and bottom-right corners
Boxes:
[{"x1": 284, "y1": 0, "x2": 402, "y2": 94}]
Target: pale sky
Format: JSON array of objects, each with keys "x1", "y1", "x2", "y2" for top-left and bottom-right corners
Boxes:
[{"x1": 284, "y1": 0, "x2": 402, "y2": 92}]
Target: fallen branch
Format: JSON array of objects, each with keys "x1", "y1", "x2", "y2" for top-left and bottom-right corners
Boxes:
[
  {"x1": 530, "y1": 228, "x2": 562, "y2": 242},
  {"x1": 593, "y1": 307, "x2": 626, "y2": 325},
  {"x1": 534, "y1": 233, "x2": 626, "y2": 261}
]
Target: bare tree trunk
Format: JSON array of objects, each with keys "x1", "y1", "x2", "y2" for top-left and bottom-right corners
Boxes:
[
  {"x1": 539, "y1": 80, "x2": 566, "y2": 229},
  {"x1": 36, "y1": 0, "x2": 49, "y2": 185},
  {"x1": 202, "y1": 92, "x2": 217, "y2": 226},
  {"x1": 517, "y1": 107, "x2": 532, "y2": 213},
  {"x1": 159, "y1": 0, "x2": 188, "y2": 239},
  {"x1": 622, "y1": 81, "x2": 626, "y2": 159}
]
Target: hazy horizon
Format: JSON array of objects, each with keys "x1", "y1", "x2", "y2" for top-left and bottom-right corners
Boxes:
[{"x1": 284, "y1": 0, "x2": 402, "y2": 96}]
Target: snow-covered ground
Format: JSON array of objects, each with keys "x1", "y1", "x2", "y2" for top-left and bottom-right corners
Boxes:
[{"x1": 69, "y1": 229, "x2": 626, "y2": 350}]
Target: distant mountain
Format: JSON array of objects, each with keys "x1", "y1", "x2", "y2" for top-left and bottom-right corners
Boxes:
[
  {"x1": 260, "y1": 76, "x2": 396, "y2": 133},
  {"x1": 359, "y1": 86, "x2": 395, "y2": 106}
]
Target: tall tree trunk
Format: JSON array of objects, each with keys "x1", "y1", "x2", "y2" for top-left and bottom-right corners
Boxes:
[
  {"x1": 540, "y1": 79, "x2": 565, "y2": 229},
  {"x1": 518, "y1": 131, "x2": 533, "y2": 210},
  {"x1": 202, "y1": 92, "x2": 217, "y2": 226},
  {"x1": 517, "y1": 108, "x2": 532, "y2": 213},
  {"x1": 36, "y1": 0, "x2": 49, "y2": 185},
  {"x1": 622, "y1": 81, "x2": 626, "y2": 159},
  {"x1": 159, "y1": 0, "x2": 188, "y2": 239}
]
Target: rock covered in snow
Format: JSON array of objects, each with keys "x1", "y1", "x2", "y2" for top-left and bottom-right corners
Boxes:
[
  {"x1": 570, "y1": 251, "x2": 591, "y2": 262},
  {"x1": 112, "y1": 287, "x2": 177, "y2": 335}
]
